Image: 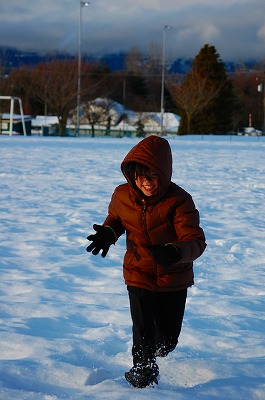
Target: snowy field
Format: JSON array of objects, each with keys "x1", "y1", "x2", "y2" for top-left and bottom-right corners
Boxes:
[{"x1": 0, "y1": 135, "x2": 264, "y2": 400}]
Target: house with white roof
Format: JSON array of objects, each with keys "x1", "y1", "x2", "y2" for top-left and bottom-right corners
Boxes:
[
  {"x1": 68, "y1": 97, "x2": 180, "y2": 136},
  {"x1": 31, "y1": 115, "x2": 59, "y2": 135}
]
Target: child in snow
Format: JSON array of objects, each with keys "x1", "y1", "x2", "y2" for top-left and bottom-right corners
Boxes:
[{"x1": 86, "y1": 135, "x2": 206, "y2": 388}]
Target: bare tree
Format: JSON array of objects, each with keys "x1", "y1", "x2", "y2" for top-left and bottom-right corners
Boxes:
[
  {"x1": 231, "y1": 66, "x2": 265, "y2": 131},
  {"x1": 125, "y1": 48, "x2": 145, "y2": 74},
  {"x1": 29, "y1": 59, "x2": 111, "y2": 136},
  {"x1": 80, "y1": 98, "x2": 114, "y2": 137},
  {"x1": 168, "y1": 67, "x2": 225, "y2": 134},
  {"x1": 146, "y1": 42, "x2": 162, "y2": 81},
  {"x1": 29, "y1": 60, "x2": 80, "y2": 136}
]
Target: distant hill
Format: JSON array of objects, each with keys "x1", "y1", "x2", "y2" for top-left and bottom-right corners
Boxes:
[{"x1": 0, "y1": 46, "x2": 256, "y2": 74}]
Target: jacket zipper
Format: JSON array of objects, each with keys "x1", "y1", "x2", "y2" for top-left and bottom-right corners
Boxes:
[
  {"x1": 141, "y1": 199, "x2": 158, "y2": 291},
  {"x1": 141, "y1": 200, "x2": 149, "y2": 241}
]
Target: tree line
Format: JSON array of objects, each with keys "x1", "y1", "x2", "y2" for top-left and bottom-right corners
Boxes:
[{"x1": 0, "y1": 43, "x2": 264, "y2": 136}]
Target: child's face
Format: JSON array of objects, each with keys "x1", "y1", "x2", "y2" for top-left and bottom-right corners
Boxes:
[{"x1": 135, "y1": 171, "x2": 159, "y2": 197}]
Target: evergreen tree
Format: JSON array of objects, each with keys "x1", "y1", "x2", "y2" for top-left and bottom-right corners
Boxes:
[
  {"x1": 170, "y1": 44, "x2": 239, "y2": 134},
  {"x1": 191, "y1": 44, "x2": 237, "y2": 134}
]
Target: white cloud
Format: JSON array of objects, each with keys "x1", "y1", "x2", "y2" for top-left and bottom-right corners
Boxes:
[
  {"x1": 178, "y1": 23, "x2": 220, "y2": 43},
  {"x1": 257, "y1": 25, "x2": 265, "y2": 40}
]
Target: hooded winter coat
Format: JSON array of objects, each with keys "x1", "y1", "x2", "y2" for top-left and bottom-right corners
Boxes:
[{"x1": 103, "y1": 135, "x2": 206, "y2": 292}]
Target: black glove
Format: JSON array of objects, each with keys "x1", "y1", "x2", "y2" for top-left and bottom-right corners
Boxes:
[
  {"x1": 86, "y1": 224, "x2": 115, "y2": 257},
  {"x1": 148, "y1": 244, "x2": 180, "y2": 268}
]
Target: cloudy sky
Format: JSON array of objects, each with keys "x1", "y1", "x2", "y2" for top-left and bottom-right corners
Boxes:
[{"x1": 1, "y1": 0, "x2": 265, "y2": 62}]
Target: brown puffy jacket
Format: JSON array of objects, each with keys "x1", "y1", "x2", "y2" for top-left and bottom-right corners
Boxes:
[{"x1": 104, "y1": 135, "x2": 206, "y2": 292}]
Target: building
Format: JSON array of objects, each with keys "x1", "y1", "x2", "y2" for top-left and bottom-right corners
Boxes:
[
  {"x1": 68, "y1": 97, "x2": 180, "y2": 136},
  {"x1": 0, "y1": 113, "x2": 32, "y2": 135},
  {"x1": 31, "y1": 115, "x2": 59, "y2": 135},
  {"x1": 0, "y1": 96, "x2": 31, "y2": 135}
]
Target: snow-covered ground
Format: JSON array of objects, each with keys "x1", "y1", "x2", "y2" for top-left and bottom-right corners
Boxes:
[{"x1": 0, "y1": 135, "x2": 264, "y2": 400}]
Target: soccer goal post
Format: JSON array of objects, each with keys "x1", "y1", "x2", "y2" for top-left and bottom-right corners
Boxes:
[{"x1": 0, "y1": 96, "x2": 26, "y2": 136}]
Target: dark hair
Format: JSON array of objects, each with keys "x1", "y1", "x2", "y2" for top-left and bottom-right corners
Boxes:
[{"x1": 123, "y1": 162, "x2": 154, "y2": 184}]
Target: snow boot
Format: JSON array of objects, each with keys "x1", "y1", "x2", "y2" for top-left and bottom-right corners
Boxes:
[{"x1": 125, "y1": 363, "x2": 159, "y2": 388}]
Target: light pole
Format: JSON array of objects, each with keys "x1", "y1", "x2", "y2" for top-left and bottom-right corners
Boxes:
[
  {"x1": 160, "y1": 25, "x2": 172, "y2": 135},
  {"x1": 76, "y1": 1, "x2": 89, "y2": 136},
  {"x1": 257, "y1": 76, "x2": 265, "y2": 135}
]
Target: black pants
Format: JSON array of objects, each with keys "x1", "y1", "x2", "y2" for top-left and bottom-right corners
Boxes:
[{"x1": 127, "y1": 286, "x2": 187, "y2": 366}]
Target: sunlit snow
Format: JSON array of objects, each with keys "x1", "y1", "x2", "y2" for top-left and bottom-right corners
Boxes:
[{"x1": 0, "y1": 135, "x2": 264, "y2": 400}]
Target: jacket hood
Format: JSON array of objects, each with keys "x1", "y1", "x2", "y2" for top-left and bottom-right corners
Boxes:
[{"x1": 121, "y1": 135, "x2": 172, "y2": 196}]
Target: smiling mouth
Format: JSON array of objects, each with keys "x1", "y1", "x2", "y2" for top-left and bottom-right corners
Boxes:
[
  {"x1": 142, "y1": 185, "x2": 157, "y2": 194},
  {"x1": 143, "y1": 185, "x2": 154, "y2": 190}
]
